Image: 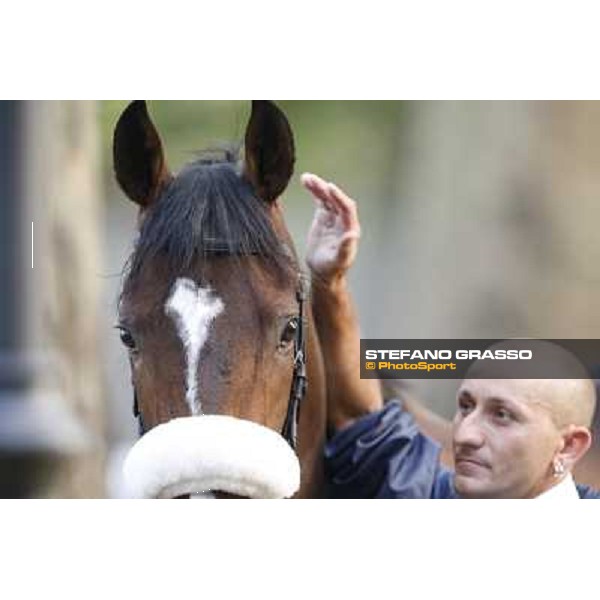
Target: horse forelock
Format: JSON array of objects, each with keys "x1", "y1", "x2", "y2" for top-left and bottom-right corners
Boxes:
[{"x1": 123, "y1": 153, "x2": 296, "y2": 290}]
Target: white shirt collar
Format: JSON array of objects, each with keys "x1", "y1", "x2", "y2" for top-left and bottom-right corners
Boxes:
[{"x1": 536, "y1": 473, "x2": 580, "y2": 499}]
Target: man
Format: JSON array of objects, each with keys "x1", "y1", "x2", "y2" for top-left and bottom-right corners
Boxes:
[{"x1": 301, "y1": 172, "x2": 600, "y2": 499}]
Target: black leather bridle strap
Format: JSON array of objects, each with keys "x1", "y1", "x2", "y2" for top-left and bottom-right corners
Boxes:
[
  {"x1": 133, "y1": 389, "x2": 146, "y2": 436},
  {"x1": 281, "y1": 278, "x2": 308, "y2": 451}
]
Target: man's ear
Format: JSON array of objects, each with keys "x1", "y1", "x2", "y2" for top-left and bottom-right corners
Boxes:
[
  {"x1": 244, "y1": 100, "x2": 295, "y2": 204},
  {"x1": 113, "y1": 100, "x2": 172, "y2": 208},
  {"x1": 558, "y1": 426, "x2": 592, "y2": 471}
]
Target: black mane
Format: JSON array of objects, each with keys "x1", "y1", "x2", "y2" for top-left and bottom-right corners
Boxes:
[{"x1": 125, "y1": 150, "x2": 294, "y2": 284}]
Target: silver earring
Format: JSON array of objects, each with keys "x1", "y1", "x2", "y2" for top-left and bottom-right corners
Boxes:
[{"x1": 553, "y1": 459, "x2": 565, "y2": 477}]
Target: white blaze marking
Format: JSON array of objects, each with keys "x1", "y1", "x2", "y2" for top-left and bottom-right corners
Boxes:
[{"x1": 165, "y1": 278, "x2": 224, "y2": 414}]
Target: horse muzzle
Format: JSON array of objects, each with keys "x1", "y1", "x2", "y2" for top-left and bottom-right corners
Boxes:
[{"x1": 122, "y1": 415, "x2": 300, "y2": 499}]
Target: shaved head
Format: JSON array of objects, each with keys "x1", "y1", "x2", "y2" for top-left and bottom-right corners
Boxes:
[
  {"x1": 538, "y1": 378, "x2": 596, "y2": 429},
  {"x1": 465, "y1": 340, "x2": 596, "y2": 429}
]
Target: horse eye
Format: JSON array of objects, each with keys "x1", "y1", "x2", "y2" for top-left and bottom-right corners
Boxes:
[
  {"x1": 280, "y1": 318, "x2": 298, "y2": 346},
  {"x1": 118, "y1": 327, "x2": 137, "y2": 351}
]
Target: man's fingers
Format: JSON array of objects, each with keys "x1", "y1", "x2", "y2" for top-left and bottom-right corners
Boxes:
[
  {"x1": 302, "y1": 173, "x2": 360, "y2": 235},
  {"x1": 301, "y1": 173, "x2": 329, "y2": 199},
  {"x1": 302, "y1": 172, "x2": 337, "y2": 212},
  {"x1": 328, "y1": 183, "x2": 360, "y2": 234},
  {"x1": 301, "y1": 172, "x2": 327, "y2": 191}
]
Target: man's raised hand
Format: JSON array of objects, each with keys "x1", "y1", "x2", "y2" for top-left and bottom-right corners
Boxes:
[{"x1": 301, "y1": 173, "x2": 361, "y2": 282}]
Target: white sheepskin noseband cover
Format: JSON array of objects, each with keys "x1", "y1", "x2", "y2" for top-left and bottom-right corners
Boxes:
[{"x1": 122, "y1": 415, "x2": 300, "y2": 499}]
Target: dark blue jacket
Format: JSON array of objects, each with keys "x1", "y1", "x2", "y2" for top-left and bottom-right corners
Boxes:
[{"x1": 324, "y1": 400, "x2": 600, "y2": 499}]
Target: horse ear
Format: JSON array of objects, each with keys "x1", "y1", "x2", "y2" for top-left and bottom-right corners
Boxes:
[
  {"x1": 244, "y1": 100, "x2": 295, "y2": 204},
  {"x1": 113, "y1": 100, "x2": 172, "y2": 208}
]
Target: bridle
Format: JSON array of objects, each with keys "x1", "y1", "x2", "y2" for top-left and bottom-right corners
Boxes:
[
  {"x1": 280, "y1": 279, "x2": 308, "y2": 451},
  {"x1": 132, "y1": 271, "x2": 309, "y2": 453}
]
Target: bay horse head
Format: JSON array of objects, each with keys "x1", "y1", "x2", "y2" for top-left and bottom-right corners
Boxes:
[{"x1": 114, "y1": 101, "x2": 325, "y2": 498}]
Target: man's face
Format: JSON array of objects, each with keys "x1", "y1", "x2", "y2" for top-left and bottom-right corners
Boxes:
[{"x1": 452, "y1": 379, "x2": 562, "y2": 498}]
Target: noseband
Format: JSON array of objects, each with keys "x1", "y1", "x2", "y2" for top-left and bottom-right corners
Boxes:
[{"x1": 132, "y1": 272, "x2": 308, "y2": 453}]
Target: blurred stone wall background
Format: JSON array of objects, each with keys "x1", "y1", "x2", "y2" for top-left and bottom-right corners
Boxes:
[
  {"x1": 0, "y1": 101, "x2": 105, "y2": 497},
  {"x1": 36, "y1": 102, "x2": 105, "y2": 497}
]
